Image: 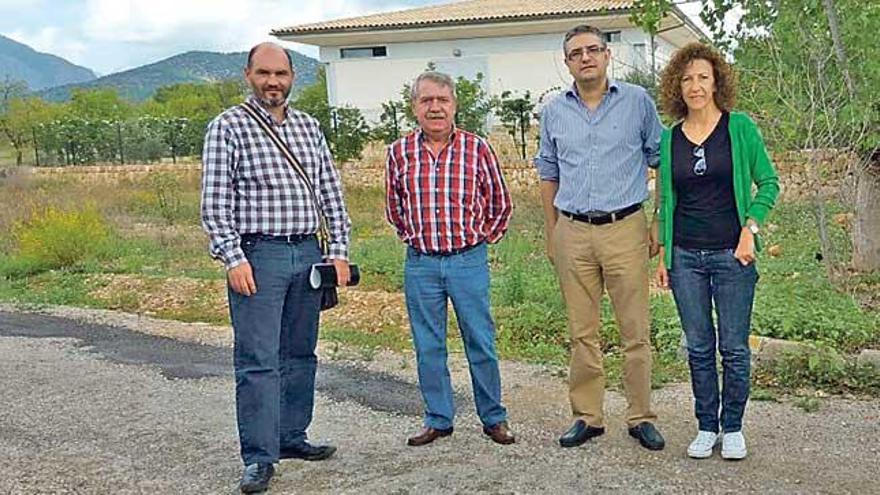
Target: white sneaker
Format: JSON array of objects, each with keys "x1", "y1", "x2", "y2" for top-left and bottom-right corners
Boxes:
[
  {"x1": 721, "y1": 431, "x2": 748, "y2": 460},
  {"x1": 687, "y1": 431, "x2": 719, "y2": 459}
]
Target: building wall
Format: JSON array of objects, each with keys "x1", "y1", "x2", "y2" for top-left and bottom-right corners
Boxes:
[{"x1": 319, "y1": 28, "x2": 680, "y2": 122}]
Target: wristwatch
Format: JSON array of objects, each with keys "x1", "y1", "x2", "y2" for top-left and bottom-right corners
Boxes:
[{"x1": 747, "y1": 222, "x2": 760, "y2": 235}]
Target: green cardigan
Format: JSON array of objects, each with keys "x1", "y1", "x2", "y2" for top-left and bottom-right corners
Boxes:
[{"x1": 658, "y1": 112, "x2": 780, "y2": 269}]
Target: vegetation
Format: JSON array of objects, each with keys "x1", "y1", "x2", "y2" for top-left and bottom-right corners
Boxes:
[
  {"x1": 38, "y1": 50, "x2": 320, "y2": 102},
  {"x1": 0, "y1": 34, "x2": 95, "y2": 91},
  {"x1": 0, "y1": 170, "x2": 876, "y2": 394},
  {"x1": 493, "y1": 90, "x2": 535, "y2": 160}
]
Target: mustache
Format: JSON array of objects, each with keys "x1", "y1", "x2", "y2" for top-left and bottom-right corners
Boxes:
[{"x1": 426, "y1": 111, "x2": 447, "y2": 118}]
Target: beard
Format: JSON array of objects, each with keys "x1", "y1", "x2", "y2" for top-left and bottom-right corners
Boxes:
[{"x1": 253, "y1": 84, "x2": 291, "y2": 108}]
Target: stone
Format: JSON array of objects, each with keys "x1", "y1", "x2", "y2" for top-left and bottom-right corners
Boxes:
[{"x1": 857, "y1": 349, "x2": 880, "y2": 369}]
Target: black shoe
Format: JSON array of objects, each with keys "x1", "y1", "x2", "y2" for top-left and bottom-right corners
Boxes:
[
  {"x1": 559, "y1": 420, "x2": 605, "y2": 448},
  {"x1": 628, "y1": 422, "x2": 666, "y2": 451},
  {"x1": 240, "y1": 463, "x2": 274, "y2": 493},
  {"x1": 280, "y1": 442, "x2": 337, "y2": 461}
]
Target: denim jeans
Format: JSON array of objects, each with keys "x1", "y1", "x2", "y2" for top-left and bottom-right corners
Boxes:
[
  {"x1": 668, "y1": 246, "x2": 758, "y2": 433},
  {"x1": 228, "y1": 236, "x2": 322, "y2": 465},
  {"x1": 403, "y1": 243, "x2": 507, "y2": 430}
]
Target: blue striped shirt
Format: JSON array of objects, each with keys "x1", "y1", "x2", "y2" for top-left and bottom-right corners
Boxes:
[{"x1": 534, "y1": 80, "x2": 663, "y2": 214}]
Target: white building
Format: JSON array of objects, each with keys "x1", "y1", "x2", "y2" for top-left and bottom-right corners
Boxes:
[{"x1": 273, "y1": 0, "x2": 705, "y2": 122}]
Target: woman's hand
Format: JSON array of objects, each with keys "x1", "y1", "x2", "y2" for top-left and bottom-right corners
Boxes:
[
  {"x1": 655, "y1": 247, "x2": 669, "y2": 288},
  {"x1": 734, "y1": 228, "x2": 756, "y2": 265}
]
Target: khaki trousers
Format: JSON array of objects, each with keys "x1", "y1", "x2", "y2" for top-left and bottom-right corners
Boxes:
[{"x1": 553, "y1": 209, "x2": 656, "y2": 428}]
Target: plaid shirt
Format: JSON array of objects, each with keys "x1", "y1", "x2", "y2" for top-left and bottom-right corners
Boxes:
[
  {"x1": 385, "y1": 128, "x2": 512, "y2": 253},
  {"x1": 201, "y1": 96, "x2": 351, "y2": 269}
]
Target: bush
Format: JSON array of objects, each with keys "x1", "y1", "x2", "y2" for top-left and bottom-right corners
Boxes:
[
  {"x1": 5, "y1": 205, "x2": 111, "y2": 276},
  {"x1": 768, "y1": 345, "x2": 880, "y2": 395}
]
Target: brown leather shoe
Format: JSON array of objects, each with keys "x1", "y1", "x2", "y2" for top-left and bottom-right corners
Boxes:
[
  {"x1": 406, "y1": 426, "x2": 453, "y2": 446},
  {"x1": 483, "y1": 421, "x2": 516, "y2": 445}
]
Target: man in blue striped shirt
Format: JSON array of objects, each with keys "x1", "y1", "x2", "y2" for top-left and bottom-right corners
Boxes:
[{"x1": 535, "y1": 24, "x2": 665, "y2": 452}]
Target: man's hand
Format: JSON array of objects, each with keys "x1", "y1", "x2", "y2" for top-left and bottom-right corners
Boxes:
[
  {"x1": 544, "y1": 226, "x2": 556, "y2": 266},
  {"x1": 228, "y1": 262, "x2": 257, "y2": 296},
  {"x1": 734, "y1": 228, "x2": 756, "y2": 266},
  {"x1": 648, "y1": 217, "x2": 660, "y2": 259},
  {"x1": 333, "y1": 258, "x2": 351, "y2": 287}
]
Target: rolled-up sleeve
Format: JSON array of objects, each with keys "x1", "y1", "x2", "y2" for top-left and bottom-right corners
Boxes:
[
  {"x1": 201, "y1": 117, "x2": 246, "y2": 269},
  {"x1": 534, "y1": 105, "x2": 560, "y2": 181}
]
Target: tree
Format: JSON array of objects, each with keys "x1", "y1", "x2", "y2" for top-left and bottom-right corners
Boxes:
[
  {"x1": 629, "y1": 0, "x2": 671, "y2": 83},
  {"x1": 1, "y1": 97, "x2": 55, "y2": 165},
  {"x1": 453, "y1": 72, "x2": 493, "y2": 136},
  {"x1": 730, "y1": 0, "x2": 880, "y2": 273},
  {"x1": 145, "y1": 80, "x2": 246, "y2": 158},
  {"x1": 330, "y1": 106, "x2": 371, "y2": 163},
  {"x1": 494, "y1": 90, "x2": 535, "y2": 159},
  {"x1": 0, "y1": 78, "x2": 30, "y2": 165},
  {"x1": 293, "y1": 67, "x2": 369, "y2": 163},
  {"x1": 372, "y1": 100, "x2": 408, "y2": 145}
]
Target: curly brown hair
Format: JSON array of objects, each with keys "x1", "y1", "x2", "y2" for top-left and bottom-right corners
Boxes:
[{"x1": 659, "y1": 42, "x2": 737, "y2": 121}]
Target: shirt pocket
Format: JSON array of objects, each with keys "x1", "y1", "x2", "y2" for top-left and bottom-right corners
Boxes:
[{"x1": 448, "y1": 157, "x2": 478, "y2": 208}]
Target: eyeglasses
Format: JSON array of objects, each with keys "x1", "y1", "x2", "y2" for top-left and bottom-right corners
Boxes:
[
  {"x1": 693, "y1": 146, "x2": 707, "y2": 176},
  {"x1": 566, "y1": 45, "x2": 607, "y2": 61}
]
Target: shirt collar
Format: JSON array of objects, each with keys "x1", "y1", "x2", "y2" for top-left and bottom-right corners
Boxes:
[
  {"x1": 415, "y1": 125, "x2": 459, "y2": 145},
  {"x1": 565, "y1": 79, "x2": 620, "y2": 99}
]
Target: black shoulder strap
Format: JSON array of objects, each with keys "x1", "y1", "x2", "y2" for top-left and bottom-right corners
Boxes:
[{"x1": 239, "y1": 101, "x2": 330, "y2": 255}]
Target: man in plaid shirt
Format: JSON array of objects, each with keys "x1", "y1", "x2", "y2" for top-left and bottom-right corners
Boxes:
[
  {"x1": 201, "y1": 42, "x2": 351, "y2": 494},
  {"x1": 385, "y1": 71, "x2": 515, "y2": 447}
]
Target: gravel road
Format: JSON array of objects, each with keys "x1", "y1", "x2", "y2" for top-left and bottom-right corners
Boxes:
[{"x1": 0, "y1": 308, "x2": 877, "y2": 494}]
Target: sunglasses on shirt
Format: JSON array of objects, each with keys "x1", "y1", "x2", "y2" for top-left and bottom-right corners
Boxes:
[{"x1": 693, "y1": 145, "x2": 707, "y2": 176}]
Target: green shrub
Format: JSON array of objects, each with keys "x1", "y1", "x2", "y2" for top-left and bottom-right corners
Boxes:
[
  {"x1": 770, "y1": 345, "x2": 880, "y2": 395},
  {"x1": 126, "y1": 172, "x2": 199, "y2": 225},
  {"x1": 5, "y1": 205, "x2": 111, "y2": 276}
]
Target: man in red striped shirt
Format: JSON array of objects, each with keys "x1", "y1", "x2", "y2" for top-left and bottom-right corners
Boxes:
[{"x1": 385, "y1": 71, "x2": 515, "y2": 447}]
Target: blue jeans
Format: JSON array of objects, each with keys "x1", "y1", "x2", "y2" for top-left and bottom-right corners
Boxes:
[
  {"x1": 668, "y1": 246, "x2": 758, "y2": 433},
  {"x1": 228, "y1": 236, "x2": 322, "y2": 465},
  {"x1": 403, "y1": 243, "x2": 507, "y2": 430}
]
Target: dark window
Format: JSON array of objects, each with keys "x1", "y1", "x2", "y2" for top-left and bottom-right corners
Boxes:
[
  {"x1": 340, "y1": 46, "x2": 387, "y2": 58},
  {"x1": 603, "y1": 31, "x2": 622, "y2": 43}
]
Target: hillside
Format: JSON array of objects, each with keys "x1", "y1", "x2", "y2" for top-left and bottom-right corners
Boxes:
[
  {"x1": 0, "y1": 34, "x2": 97, "y2": 90},
  {"x1": 39, "y1": 49, "x2": 319, "y2": 102}
]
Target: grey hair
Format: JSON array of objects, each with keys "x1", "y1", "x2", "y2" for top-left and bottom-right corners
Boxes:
[
  {"x1": 562, "y1": 24, "x2": 606, "y2": 54},
  {"x1": 410, "y1": 71, "x2": 456, "y2": 102}
]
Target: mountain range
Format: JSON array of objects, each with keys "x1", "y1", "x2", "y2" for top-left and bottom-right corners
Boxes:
[
  {"x1": 0, "y1": 35, "x2": 320, "y2": 102},
  {"x1": 0, "y1": 34, "x2": 97, "y2": 90}
]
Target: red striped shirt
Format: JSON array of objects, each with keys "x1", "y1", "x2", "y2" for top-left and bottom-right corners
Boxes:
[{"x1": 385, "y1": 128, "x2": 512, "y2": 253}]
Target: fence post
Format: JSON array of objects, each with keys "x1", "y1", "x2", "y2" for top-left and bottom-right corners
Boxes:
[
  {"x1": 116, "y1": 120, "x2": 124, "y2": 164},
  {"x1": 518, "y1": 104, "x2": 527, "y2": 160},
  {"x1": 391, "y1": 102, "x2": 399, "y2": 140},
  {"x1": 32, "y1": 127, "x2": 40, "y2": 167}
]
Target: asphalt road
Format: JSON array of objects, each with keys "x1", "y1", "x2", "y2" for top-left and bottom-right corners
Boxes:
[{"x1": 1, "y1": 310, "x2": 878, "y2": 494}]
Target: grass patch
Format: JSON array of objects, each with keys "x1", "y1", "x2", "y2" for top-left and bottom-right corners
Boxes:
[
  {"x1": 322, "y1": 325, "x2": 413, "y2": 353},
  {"x1": 758, "y1": 345, "x2": 880, "y2": 396},
  {"x1": 792, "y1": 396, "x2": 822, "y2": 413}
]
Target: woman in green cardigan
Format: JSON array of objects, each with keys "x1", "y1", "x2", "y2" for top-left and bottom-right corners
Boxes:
[{"x1": 654, "y1": 43, "x2": 779, "y2": 460}]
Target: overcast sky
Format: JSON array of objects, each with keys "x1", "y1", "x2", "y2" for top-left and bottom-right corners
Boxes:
[
  {"x1": 0, "y1": 0, "x2": 440, "y2": 75},
  {"x1": 0, "y1": 0, "x2": 706, "y2": 76}
]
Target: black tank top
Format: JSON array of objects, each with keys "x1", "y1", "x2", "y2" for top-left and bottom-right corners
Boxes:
[{"x1": 671, "y1": 112, "x2": 741, "y2": 250}]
